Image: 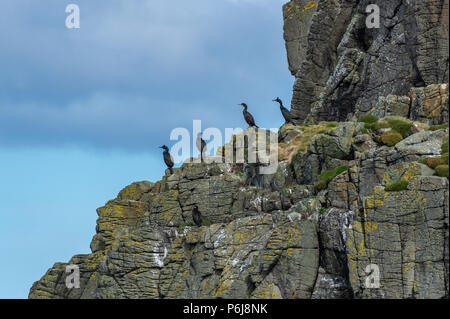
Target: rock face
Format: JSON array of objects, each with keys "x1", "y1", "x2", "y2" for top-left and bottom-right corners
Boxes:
[
  {"x1": 29, "y1": 123, "x2": 449, "y2": 299},
  {"x1": 283, "y1": 0, "x2": 449, "y2": 123},
  {"x1": 29, "y1": 151, "x2": 320, "y2": 299},
  {"x1": 29, "y1": 1, "x2": 449, "y2": 299}
]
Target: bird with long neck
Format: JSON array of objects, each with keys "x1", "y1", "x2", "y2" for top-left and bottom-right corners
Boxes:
[
  {"x1": 238, "y1": 103, "x2": 259, "y2": 128},
  {"x1": 192, "y1": 205, "x2": 203, "y2": 227},
  {"x1": 273, "y1": 97, "x2": 293, "y2": 124},
  {"x1": 196, "y1": 132, "x2": 207, "y2": 162},
  {"x1": 159, "y1": 145, "x2": 174, "y2": 174}
]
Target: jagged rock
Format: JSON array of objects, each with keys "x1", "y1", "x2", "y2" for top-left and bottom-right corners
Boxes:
[
  {"x1": 278, "y1": 124, "x2": 303, "y2": 144},
  {"x1": 29, "y1": 124, "x2": 449, "y2": 299},
  {"x1": 28, "y1": 0, "x2": 449, "y2": 299},
  {"x1": 292, "y1": 122, "x2": 363, "y2": 184},
  {"x1": 395, "y1": 129, "x2": 448, "y2": 160},
  {"x1": 313, "y1": 208, "x2": 355, "y2": 299},
  {"x1": 383, "y1": 162, "x2": 436, "y2": 186},
  {"x1": 347, "y1": 176, "x2": 449, "y2": 298},
  {"x1": 283, "y1": 0, "x2": 319, "y2": 76},
  {"x1": 365, "y1": 82, "x2": 449, "y2": 124},
  {"x1": 326, "y1": 171, "x2": 358, "y2": 211},
  {"x1": 308, "y1": 122, "x2": 362, "y2": 160},
  {"x1": 410, "y1": 83, "x2": 449, "y2": 125},
  {"x1": 373, "y1": 95, "x2": 411, "y2": 118},
  {"x1": 283, "y1": 0, "x2": 449, "y2": 123},
  {"x1": 352, "y1": 133, "x2": 377, "y2": 154},
  {"x1": 312, "y1": 267, "x2": 353, "y2": 299}
]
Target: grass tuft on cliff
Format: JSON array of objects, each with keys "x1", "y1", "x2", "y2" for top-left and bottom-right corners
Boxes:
[
  {"x1": 385, "y1": 180, "x2": 408, "y2": 191},
  {"x1": 435, "y1": 165, "x2": 449, "y2": 178},
  {"x1": 314, "y1": 166, "x2": 348, "y2": 191},
  {"x1": 380, "y1": 130, "x2": 403, "y2": 146},
  {"x1": 418, "y1": 139, "x2": 449, "y2": 179},
  {"x1": 442, "y1": 141, "x2": 449, "y2": 154},
  {"x1": 384, "y1": 117, "x2": 412, "y2": 138},
  {"x1": 429, "y1": 123, "x2": 449, "y2": 131},
  {"x1": 358, "y1": 115, "x2": 418, "y2": 142},
  {"x1": 358, "y1": 115, "x2": 379, "y2": 124},
  {"x1": 278, "y1": 122, "x2": 338, "y2": 162},
  {"x1": 202, "y1": 220, "x2": 212, "y2": 226}
]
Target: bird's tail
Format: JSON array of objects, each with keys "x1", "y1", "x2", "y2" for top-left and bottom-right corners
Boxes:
[
  {"x1": 254, "y1": 125, "x2": 259, "y2": 128},
  {"x1": 169, "y1": 167, "x2": 173, "y2": 174}
]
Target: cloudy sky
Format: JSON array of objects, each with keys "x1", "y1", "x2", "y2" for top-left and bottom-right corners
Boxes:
[{"x1": 0, "y1": 0, "x2": 292, "y2": 298}]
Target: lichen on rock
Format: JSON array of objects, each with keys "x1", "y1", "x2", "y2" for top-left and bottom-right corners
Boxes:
[{"x1": 29, "y1": 0, "x2": 449, "y2": 299}]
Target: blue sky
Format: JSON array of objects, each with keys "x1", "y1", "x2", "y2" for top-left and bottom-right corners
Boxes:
[{"x1": 0, "y1": 0, "x2": 292, "y2": 298}]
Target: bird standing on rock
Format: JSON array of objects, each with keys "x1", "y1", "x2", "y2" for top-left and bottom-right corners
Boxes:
[
  {"x1": 192, "y1": 205, "x2": 203, "y2": 227},
  {"x1": 196, "y1": 132, "x2": 207, "y2": 162},
  {"x1": 159, "y1": 145, "x2": 174, "y2": 174},
  {"x1": 273, "y1": 97, "x2": 293, "y2": 124},
  {"x1": 238, "y1": 103, "x2": 259, "y2": 128}
]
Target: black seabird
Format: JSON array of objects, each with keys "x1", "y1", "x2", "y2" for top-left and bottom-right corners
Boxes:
[
  {"x1": 273, "y1": 97, "x2": 293, "y2": 124},
  {"x1": 159, "y1": 145, "x2": 174, "y2": 174},
  {"x1": 196, "y1": 132, "x2": 207, "y2": 162},
  {"x1": 238, "y1": 103, "x2": 259, "y2": 128},
  {"x1": 192, "y1": 205, "x2": 203, "y2": 227}
]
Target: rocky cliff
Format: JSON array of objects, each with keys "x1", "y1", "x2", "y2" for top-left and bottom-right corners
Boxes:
[
  {"x1": 29, "y1": 1, "x2": 449, "y2": 299},
  {"x1": 283, "y1": 0, "x2": 449, "y2": 123},
  {"x1": 29, "y1": 117, "x2": 449, "y2": 299}
]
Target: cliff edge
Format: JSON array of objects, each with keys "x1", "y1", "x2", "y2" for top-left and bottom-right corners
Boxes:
[{"x1": 29, "y1": 0, "x2": 449, "y2": 299}]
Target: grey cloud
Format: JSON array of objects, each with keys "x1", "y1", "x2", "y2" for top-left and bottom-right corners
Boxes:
[{"x1": 0, "y1": 0, "x2": 291, "y2": 151}]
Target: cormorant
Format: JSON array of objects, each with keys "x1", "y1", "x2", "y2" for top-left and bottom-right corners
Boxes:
[
  {"x1": 196, "y1": 132, "x2": 207, "y2": 162},
  {"x1": 159, "y1": 145, "x2": 174, "y2": 174},
  {"x1": 273, "y1": 97, "x2": 293, "y2": 124},
  {"x1": 238, "y1": 103, "x2": 259, "y2": 128},
  {"x1": 192, "y1": 205, "x2": 203, "y2": 227}
]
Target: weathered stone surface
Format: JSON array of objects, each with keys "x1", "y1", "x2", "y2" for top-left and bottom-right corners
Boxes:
[
  {"x1": 29, "y1": 122, "x2": 449, "y2": 299},
  {"x1": 395, "y1": 129, "x2": 447, "y2": 159},
  {"x1": 283, "y1": 0, "x2": 449, "y2": 123},
  {"x1": 410, "y1": 83, "x2": 449, "y2": 125},
  {"x1": 347, "y1": 177, "x2": 449, "y2": 298},
  {"x1": 373, "y1": 95, "x2": 411, "y2": 118},
  {"x1": 28, "y1": 0, "x2": 449, "y2": 299},
  {"x1": 312, "y1": 206, "x2": 355, "y2": 299},
  {"x1": 283, "y1": 0, "x2": 319, "y2": 76}
]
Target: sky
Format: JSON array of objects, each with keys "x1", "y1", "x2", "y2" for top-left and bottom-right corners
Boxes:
[{"x1": 0, "y1": 0, "x2": 293, "y2": 298}]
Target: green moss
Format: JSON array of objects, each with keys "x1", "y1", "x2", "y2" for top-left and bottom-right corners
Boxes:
[
  {"x1": 314, "y1": 166, "x2": 349, "y2": 191},
  {"x1": 385, "y1": 118, "x2": 412, "y2": 138},
  {"x1": 420, "y1": 153, "x2": 449, "y2": 169},
  {"x1": 326, "y1": 121, "x2": 338, "y2": 128},
  {"x1": 441, "y1": 153, "x2": 449, "y2": 165},
  {"x1": 201, "y1": 220, "x2": 212, "y2": 226},
  {"x1": 319, "y1": 207, "x2": 327, "y2": 214},
  {"x1": 435, "y1": 165, "x2": 449, "y2": 178},
  {"x1": 376, "y1": 121, "x2": 391, "y2": 129},
  {"x1": 364, "y1": 122, "x2": 376, "y2": 131},
  {"x1": 442, "y1": 141, "x2": 449, "y2": 154},
  {"x1": 364, "y1": 121, "x2": 390, "y2": 132},
  {"x1": 429, "y1": 123, "x2": 449, "y2": 131},
  {"x1": 179, "y1": 222, "x2": 194, "y2": 229},
  {"x1": 360, "y1": 128, "x2": 369, "y2": 134},
  {"x1": 358, "y1": 115, "x2": 379, "y2": 124},
  {"x1": 385, "y1": 180, "x2": 408, "y2": 191},
  {"x1": 283, "y1": 122, "x2": 337, "y2": 156},
  {"x1": 380, "y1": 130, "x2": 403, "y2": 146}
]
